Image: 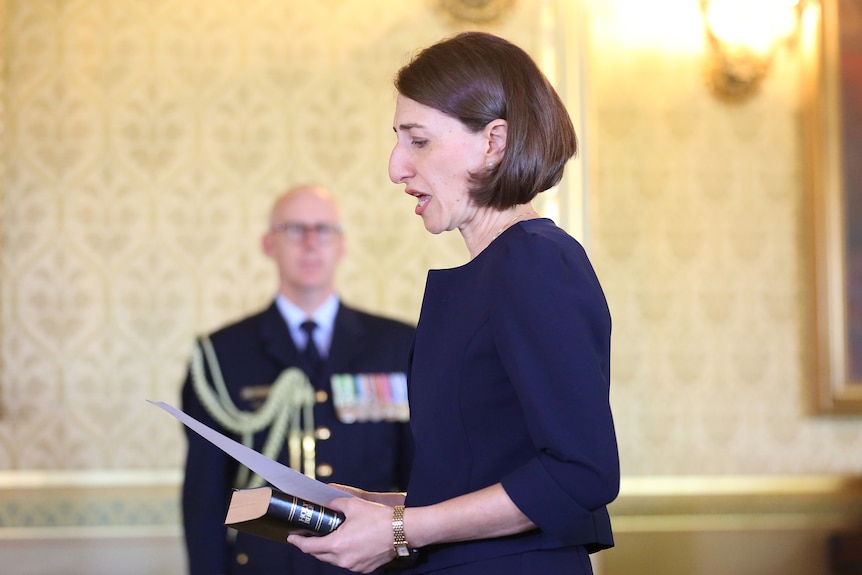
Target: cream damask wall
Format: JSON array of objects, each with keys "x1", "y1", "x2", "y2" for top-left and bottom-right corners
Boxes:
[
  {"x1": 0, "y1": 0, "x2": 569, "y2": 473},
  {"x1": 588, "y1": 0, "x2": 862, "y2": 476}
]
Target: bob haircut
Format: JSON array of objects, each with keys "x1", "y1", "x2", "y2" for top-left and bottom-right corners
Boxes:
[{"x1": 394, "y1": 31, "x2": 577, "y2": 209}]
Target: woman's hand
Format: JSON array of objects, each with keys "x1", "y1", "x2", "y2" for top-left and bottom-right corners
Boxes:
[
  {"x1": 287, "y1": 497, "x2": 395, "y2": 574},
  {"x1": 288, "y1": 483, "x2": 534, "y2": 572}
]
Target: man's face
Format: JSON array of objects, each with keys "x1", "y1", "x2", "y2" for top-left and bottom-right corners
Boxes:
[{"x1": 263, "y1": 188, "x2": 345, "y2": 299}]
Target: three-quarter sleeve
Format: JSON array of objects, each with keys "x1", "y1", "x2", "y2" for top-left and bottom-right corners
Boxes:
[{"x1": 492, "y1": 232, "x2": 619, "y2": 544}]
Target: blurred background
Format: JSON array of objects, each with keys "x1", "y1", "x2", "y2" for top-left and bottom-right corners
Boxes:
[{"x1": 1, "y1": 0, "x2": 861, "y2": 573}]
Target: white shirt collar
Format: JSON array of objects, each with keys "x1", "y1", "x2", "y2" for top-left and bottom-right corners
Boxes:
[{"x1": 275, "y1": 293, "x2": 340, "y2": 357}]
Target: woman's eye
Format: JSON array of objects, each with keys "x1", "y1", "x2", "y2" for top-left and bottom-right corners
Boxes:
[{"x1": 411, "y1": 139, "x2": 427, "y2": 148}]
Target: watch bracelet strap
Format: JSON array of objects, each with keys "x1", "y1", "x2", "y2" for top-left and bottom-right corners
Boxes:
[
  {"x1": 385, "y1": 505, "x2": 420, "y2": 569},
  {"x1": 392, "y1": 505, "x2": 408, "y2": 549}
]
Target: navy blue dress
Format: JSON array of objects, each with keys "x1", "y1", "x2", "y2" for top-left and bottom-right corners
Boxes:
[{"x1": 403, "y1": 219, "x2": 619, "y2": 574}]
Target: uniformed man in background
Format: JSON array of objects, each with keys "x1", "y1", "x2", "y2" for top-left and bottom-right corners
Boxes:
[{"x1": 181, "y1": 185, "x2": 415, "y2": 575}]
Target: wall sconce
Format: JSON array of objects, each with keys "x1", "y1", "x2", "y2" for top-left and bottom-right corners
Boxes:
[{"x1": 700, "y1": 0, "x2": 805, "y2": 102}]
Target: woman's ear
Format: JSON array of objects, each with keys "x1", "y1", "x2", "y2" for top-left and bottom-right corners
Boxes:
[{"x1": 484, "y1": 119, "x2": 508, "y2": 165}]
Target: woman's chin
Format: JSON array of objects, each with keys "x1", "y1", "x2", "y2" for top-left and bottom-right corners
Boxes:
[{"x1": 422, "y1": 221, "x2": 447, "y2": 235}]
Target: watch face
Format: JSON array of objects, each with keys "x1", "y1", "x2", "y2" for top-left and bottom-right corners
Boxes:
[{"x1": 396, "y1": 545, "x2": 411, "y2": 558}]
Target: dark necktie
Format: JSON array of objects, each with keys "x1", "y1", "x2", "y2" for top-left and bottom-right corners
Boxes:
[{"x1": 300, "y1": 320, "x2": 323, "y2": 383}]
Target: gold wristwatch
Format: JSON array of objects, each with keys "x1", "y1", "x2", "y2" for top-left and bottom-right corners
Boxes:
[{"x1": 392, "y1": 505, "x2": 411, "y2": 558}]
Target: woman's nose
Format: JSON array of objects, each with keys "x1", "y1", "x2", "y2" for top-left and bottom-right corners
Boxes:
[{"x1": 388, "y1": 146, "x2": 412, "y2": 184}]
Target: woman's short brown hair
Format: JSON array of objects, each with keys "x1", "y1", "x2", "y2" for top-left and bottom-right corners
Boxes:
[{"x1": 394, "y1": 31, "x2": 577, "y2": 209}]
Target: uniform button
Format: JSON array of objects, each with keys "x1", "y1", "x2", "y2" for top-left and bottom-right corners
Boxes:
[
  {"x1": 236, "y1": 553, "x2": 249, "y2": 565},
  {"x1": 317, "y1": 463, "x2": 333, "y2": 478},
  {"x1": 315, "y1": 390, "x2": 328, "y2": 403},
  {"x1": 315, "y1": 427, "x2": 331, "y2": 440}
]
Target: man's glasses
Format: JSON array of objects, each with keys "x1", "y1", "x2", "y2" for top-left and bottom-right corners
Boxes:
[{"x1": 271, "y1": 222, "x2": 343, "y2": 244}]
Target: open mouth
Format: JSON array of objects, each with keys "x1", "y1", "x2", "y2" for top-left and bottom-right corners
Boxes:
[{"x1": 409, "y1": 190, "x2": 431, "y2": 215}]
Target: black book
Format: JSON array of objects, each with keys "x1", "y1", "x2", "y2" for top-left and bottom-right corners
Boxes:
[{"x1": 225, "y1": 486, "x2": 344, "y2": 540}]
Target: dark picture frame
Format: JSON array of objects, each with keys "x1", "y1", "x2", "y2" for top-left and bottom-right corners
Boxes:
[{"x1": 807, "y1": 0, "x2": 862, "y2": 414}]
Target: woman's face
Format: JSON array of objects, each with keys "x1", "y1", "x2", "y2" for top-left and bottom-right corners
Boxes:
[{"x1": 389, "y1": 95, "x2": 489, "y2": 235}]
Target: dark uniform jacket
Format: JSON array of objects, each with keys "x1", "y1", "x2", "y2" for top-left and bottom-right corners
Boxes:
[{"x1": 181, "y1": 301, "x2": 415, "y2": 575}]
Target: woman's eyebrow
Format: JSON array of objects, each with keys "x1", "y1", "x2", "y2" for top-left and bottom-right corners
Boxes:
[{"x1": 394, "y1": 122, "x2": 424, "y2": 132}]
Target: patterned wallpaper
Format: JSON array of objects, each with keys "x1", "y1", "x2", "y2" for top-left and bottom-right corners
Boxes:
[
  {"x1": 0, "y1": 0, "x2": 860, "y2": 484},
  {"x1": 0, "y1": 0, "x2": 564, "y2": 472},
  {"x1": 588, "y1": 0, "x2": 862, "y2": 475}
]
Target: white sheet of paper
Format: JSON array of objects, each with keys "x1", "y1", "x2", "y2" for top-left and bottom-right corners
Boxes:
[{"x1": 149, "y1": 400, "x2": 352, "y2": 505}]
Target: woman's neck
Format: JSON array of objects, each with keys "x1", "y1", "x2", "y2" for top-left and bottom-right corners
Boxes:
[{"x1": 461, "y1": 204, "x2": 539, "y2": 259}]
